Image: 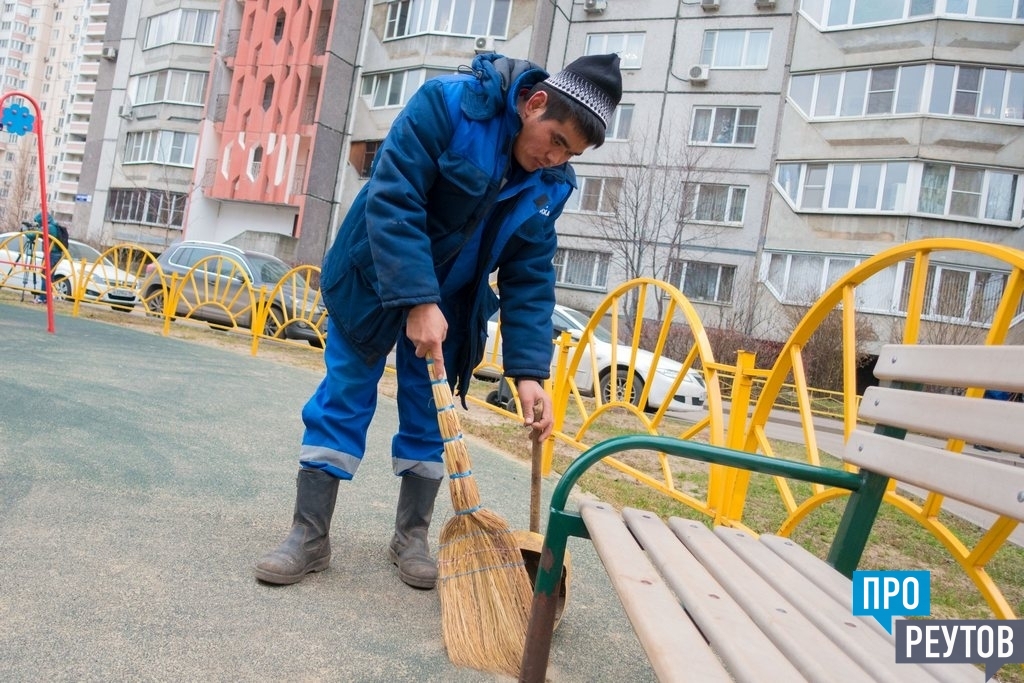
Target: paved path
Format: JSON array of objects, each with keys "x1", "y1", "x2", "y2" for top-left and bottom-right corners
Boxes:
[{"x1": 0, "y1": 303, "x2": 654, "y2": 682}]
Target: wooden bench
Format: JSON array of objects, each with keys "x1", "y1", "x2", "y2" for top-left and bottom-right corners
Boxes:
[{"x1": 520, "y1": 344, "x2": 1024, "y2": 682}]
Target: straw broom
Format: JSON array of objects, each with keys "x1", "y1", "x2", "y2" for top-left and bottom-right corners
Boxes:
[{"x1": 426, "y1": 356, "x2": 533, "y2": 677}]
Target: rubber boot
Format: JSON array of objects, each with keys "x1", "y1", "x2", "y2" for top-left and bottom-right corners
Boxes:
[
  {"x1": 388, "y1": 473, "x2": 442, "y2": 589},
  {"x1": 254, "y1": 468, "x2": 339, "y2": 585}
]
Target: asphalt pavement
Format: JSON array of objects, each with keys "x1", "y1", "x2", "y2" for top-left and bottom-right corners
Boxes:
[{"x1": 0, "y1": 303, "x2": 655, "y2": 683}]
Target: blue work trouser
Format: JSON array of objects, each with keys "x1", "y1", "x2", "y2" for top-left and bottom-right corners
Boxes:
[{"x1": 298, "y1": 318, "x2": 445, "y2": 481}]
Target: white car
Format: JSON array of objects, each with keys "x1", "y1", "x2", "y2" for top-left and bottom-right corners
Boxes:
[
  {"x1": 477, "y1": 303, "x2": 708, "y2": 412},
  {"x1": 0, "y1": 231, "x2": 140, "y2": 310}
]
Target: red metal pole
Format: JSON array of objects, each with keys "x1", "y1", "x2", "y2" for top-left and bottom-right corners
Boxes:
[{"x1": 0, "y1": 91, "x2": 53, "y2": 332}]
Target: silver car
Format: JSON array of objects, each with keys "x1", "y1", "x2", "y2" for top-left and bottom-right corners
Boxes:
[{"x1": 140, "y1": 240, "x2": 326, "y2": 347}]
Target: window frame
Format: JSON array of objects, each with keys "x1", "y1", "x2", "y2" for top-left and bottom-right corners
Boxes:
[
  {"x1": 699, "y1": 29, "x2": 772, "y2": 70},
  {"x1": 669, "y1": 259, "x2": 737, "y2": 305},
  {"x1": 553, "y1": 247, "x2": 610, "y2": 290},
  {"x1": 563, "y1": 176, "x2": 622, "y2": 215},
  {"x1": 689, "y1": 106, "x2": 760, "y2": 147},
  {"x1": 584, "y1": 33, "x2": 646, "y2": 70}
]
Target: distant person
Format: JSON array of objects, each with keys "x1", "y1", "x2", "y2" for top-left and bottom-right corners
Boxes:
[
  {"x1": 975, "y1": 389, "x2": 1014, "y2": 452},
  {"x1": 32, "y1": 212, "x2": 68, "y2": 304},
  {"x1": 253, "y1": 53, "x2": 622, "y2": 589}
]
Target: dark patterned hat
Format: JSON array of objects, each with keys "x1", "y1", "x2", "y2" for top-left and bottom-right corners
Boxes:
[{"x1": 544, "y1": 54, "x2": 622, "y2": 128}]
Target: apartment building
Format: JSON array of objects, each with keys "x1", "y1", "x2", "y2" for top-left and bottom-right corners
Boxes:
[
  {"x1": 72, "y1": 0, "x2": 1023, "y2": 346},
  {"x1": 0, "y1": 0, "x2": 95, "y2": 230},
  {"x1": 545, "y1": 0, "x2": 792, "y2": 338},
  {"x1": 763, "y1": 1, "x2": 1024, "y2": 343}
]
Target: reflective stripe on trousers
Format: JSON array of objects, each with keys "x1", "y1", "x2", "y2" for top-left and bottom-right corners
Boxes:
[{"x1": 299, "y1": 318, "x2": 445, "y2": 481}]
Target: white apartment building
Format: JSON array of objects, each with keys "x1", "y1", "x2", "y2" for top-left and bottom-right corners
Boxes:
[
  {"x1": 0, "y1": 0, "x2": 95, "y2": 230},
  {"x1": 762, "y1": 0, "x2": 1024, "y2": 343},
  {"x1": 72, "y1": 0, "x2": 1024, "y2": 347}
]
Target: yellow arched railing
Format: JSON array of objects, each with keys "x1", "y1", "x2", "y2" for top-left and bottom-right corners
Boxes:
[
  {"x1": 140, "y1": 255, "x2": 326, "y2": 350},
  {"x1": 731, "y1": 238, "x2": 1024, "y2": 619},
  {"x1": 487, "y1": 277, "x2": 731, "y2": 520}
]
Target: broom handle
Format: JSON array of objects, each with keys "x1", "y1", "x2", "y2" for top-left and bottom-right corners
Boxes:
[{"x1": 529, "y1": 402, "x2": 543, "y2": 534}]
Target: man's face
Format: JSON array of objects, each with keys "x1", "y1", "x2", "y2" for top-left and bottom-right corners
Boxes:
[{"x1": 513, "y1": 91, "x2": 591, "y2": 173}]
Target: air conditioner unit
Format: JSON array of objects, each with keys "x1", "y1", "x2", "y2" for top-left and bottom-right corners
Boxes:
[
  {"x1": 701, "y1": 0, "x2": 720, "y2": 9},
  {"x1": 102, "y1": 46, "x2": 118, "y2": 60},
  {"x1": 755, "y1": 0, "x2": 776, "y2": 7},
  {"x1": 118, "y1": 105, "x2": 134, "y2": 120},
  {"x1": 688, "y1": 64, "x2": 709, "y2": 84},
  {"x1": 584, "y1": 0, "x2": 608, "y2": 14},
  {"x1": 473, "y1": 36, "x2": 495, "y2": 54}
]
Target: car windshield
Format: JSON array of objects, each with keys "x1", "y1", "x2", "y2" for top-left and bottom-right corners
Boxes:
[
  {"x1": 246, "y1": 253, "x2": 306, "y2": 286},
  {"x1": 555, "y1": 307, "x2": 614, "y2": 344},
  {"x1": 69, "y1": 241, "x2": 115, "y2": 268}
]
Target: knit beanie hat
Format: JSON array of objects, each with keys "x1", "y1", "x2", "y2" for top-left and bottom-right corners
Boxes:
[{"x1": 543, "y1": 54, "x2": 622, "y2": 128}]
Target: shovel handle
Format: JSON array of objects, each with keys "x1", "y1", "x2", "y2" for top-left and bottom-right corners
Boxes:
[{"x1": 529, "y1": 401, "x2": 543, "y2": 534}]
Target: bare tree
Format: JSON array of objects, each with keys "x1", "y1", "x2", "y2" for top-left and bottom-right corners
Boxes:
[
  {"x1": 0, "y1": 139, "x2": 38, "y2": 230},
  {"x1": 591, "y1": 126, "x2": 725, "y2": 334}
]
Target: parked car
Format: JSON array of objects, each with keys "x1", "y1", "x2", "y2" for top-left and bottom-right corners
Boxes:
[
  {"x1": 477, "y1": 303, "x2": 708, "y2": 412},
  {"x1": 139, "y1": 240, "x2": 326, "y2": 346},
  {"x1": 0, "y1": 231, "x2": 140, "y2": 310}
]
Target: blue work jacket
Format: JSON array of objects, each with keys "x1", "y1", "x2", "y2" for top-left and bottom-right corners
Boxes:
[{"x1": 320, "y1": 54, "x2": 576, "y2": 397}]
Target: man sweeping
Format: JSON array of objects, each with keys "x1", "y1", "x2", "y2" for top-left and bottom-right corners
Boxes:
[{"x1": 254, "y1": 53, "x2": 622, "y2": 590}]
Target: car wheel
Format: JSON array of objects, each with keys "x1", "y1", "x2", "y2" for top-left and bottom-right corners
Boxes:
[
  {"x1": 308, "y1": 337, "x2": 324, "y2": 349},
  {"x1": 144, "y1": 288, "x2": 176, "y2": 321},
  {"x1": 599, "y1": 368, "x2": 645, "y2": 408},
  {"x1": 486, "y1": 390, "x2": 501, "y2": 407},
  {"x1": 264, "y1": 306, "x2": 283, "y2": 338},
  {"x1": 144, "y1": 288, "x2": 164, "y2": 316},
  {"x1": 53, "y1": 276, "x2": 71, "y2": 301}
]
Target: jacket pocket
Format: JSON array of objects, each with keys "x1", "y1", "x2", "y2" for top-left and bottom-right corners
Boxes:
[{"x1": 427, "y1": 150, "x2": 491, "y2": 233}]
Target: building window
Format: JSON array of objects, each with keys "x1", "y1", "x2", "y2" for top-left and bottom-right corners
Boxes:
[
  {"x1": 918, "y1": 163, "x2": 1018, "y2": 222},
  {"x1": 790, "y1": 63, "x2": 1024, "y2": 122},
  {"x1": 249, "y1": 146, "x2": 263, "y2": 180},
  {"x1": 564, "y1": 176, "x2": 621, "y2": 214},
  {"x1": 384, "y1": 0, "x2": 511, "y2": 40},
  {"x1": 144, "y1": 8, "x2": 217, "y2": 49},
  {"x1": 775, "y1": 160, "x2": 1020, "y2": 225},
  {"x1": 361, "y1": 68, "x2": 452, "y2": 109},
  {"x1": 272, "y1": 10, "x2": 286, "y2": 43},
  {"x1": 801, "y1": 0, "x2": 1024, "y2": 28},
  {"x1": 686, "y1": 183, "x2": 747, "y2": 224},
  {"x1": 669, "y1": 260, "x2": 736, "y2": 304},
  {"x1": 262, "y1": 77, "x2": 275, "y2": 111},
  {"x1": 553, "y1": 248, "x2": 609, "y2": 289},
  {"x1": 605, "y1": 104, "x2": 634, "y2": 141},
  {"x1": 690, "y1": 107, "x2": 759, "y2": 146},
  {"x1": 106, "y1": 188, "x2": 187, "y2": 228},
  {"x1": 584, "y1": 33, "x2": 645, "y2": 69},
  {"x1": 349, "y1": 139, "x2": 383, "y2": 178},
  {"x1": 896, "y1": 263, "x2": 1020, "y2": 325},
  {"x1": 699, "y1": 30, "x2": 771, "y2": 69},
  {"x1": 779, "y1": 161, "x2": 911, "y2": 212},
  {"x1": 132, "y1": 70, "x2": 208, "y2": 106},
  {"x1": 763, "y1": 252, "x2": 860, "y2": 305},
  {"x1": 123, "y1": 130, "x2": 198, "y2": 167}
]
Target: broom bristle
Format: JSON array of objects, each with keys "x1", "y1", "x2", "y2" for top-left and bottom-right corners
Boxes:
[
  {"x1": 438, "y1": 514, "x2": 533, "y2": 676},
  {"x1": 427, "y1": 359, "x2": 534, "y2": 677}
]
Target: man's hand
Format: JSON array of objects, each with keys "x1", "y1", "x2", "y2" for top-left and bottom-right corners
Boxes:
[
  {"x1": 516, "y1": 379, "x2": 553, "y2": 441},
  {"x1": 407, "y1": 303, "x2": 448, "y2": 378}
]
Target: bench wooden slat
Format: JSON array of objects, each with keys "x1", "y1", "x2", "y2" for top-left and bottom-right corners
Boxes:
[
  {"x1": 873, "y1": 344, "x2": 1024, "y2": 391},
  {"x1": 621, "y1": 508, "x2": 807, "y2": 682},
  {"x1": 858, "y1": 386, "x2": 1024, "y2": 453},
  {"x1": 760, "y1": 534, "x2": 851, "y2": 607},
  {"x1": 667, "y1": 517, "x2": 876, "y2": 682},
  {"x1": 717, "y1": 528, "x2": 978, "y2": 683},
  {"x1": 578, "y1": 501, "x2": 732, "y2": 682},
  {"x1": 845, "y1": 430, "x2": 1024, "y2": 522}
]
